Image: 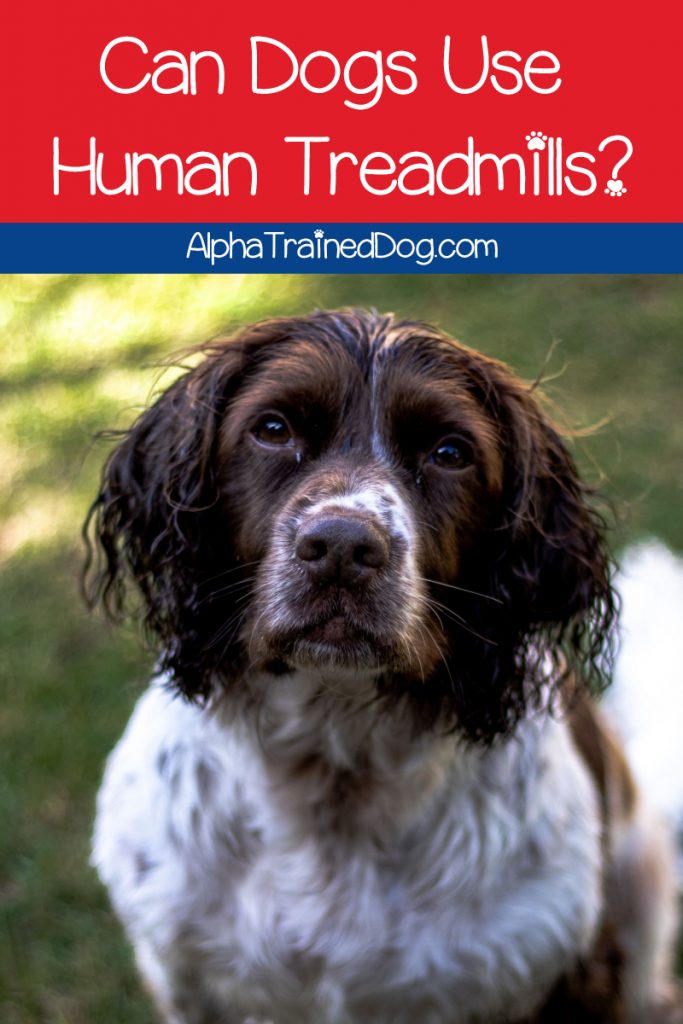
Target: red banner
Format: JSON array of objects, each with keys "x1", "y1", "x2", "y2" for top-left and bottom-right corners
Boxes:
[{"x1": 4, "y1": 0, "x2": 680, "y2": 222}]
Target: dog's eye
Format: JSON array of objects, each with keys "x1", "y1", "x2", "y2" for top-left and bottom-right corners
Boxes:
[
  {"x1": 429, "y1": 437, "x2": 473, "y2": 470},
  {"x1": 252, "y1": 414, "x2": 294, "y2": 448}
]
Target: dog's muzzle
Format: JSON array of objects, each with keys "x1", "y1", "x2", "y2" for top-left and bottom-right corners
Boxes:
[{"x1": 252, "y1": 476, "x2": 425, "y2": 673}]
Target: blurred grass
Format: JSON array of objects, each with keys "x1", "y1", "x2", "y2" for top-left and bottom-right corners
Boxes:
[{"x1": 0, "y1": 273, "x2": 682, "y2": 1022}]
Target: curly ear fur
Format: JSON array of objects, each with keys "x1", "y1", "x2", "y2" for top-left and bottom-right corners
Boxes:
[
  {"x1": 434, "y1": 347, "x2": 618, "y2": 741},
  {"x1": 83, "y1": 332, "x2": 266, "y2": 700}
]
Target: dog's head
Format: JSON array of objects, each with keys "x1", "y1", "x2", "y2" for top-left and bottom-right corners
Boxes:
[{"x1": 85, "y1": 309, "x2": 616, "y2": 741}]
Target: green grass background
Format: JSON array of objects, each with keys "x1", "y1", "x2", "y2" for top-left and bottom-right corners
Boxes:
[{"x1": 1, "y1": 273, "x2": 682, "y2": 1022}]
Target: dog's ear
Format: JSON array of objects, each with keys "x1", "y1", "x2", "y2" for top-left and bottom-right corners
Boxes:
[
  {"x1": 492, "y1": 369, "x2": 614, "y2": 634},
  {"x1": 445, "y1": 349, "x2": 617, "y2": 740},
  {"x1": 83, "y1": 341, "x2": 251, "y2": 700}
]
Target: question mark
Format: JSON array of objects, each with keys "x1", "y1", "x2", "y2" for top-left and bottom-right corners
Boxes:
[{"x1": 598, "y1": 135, "x2": 633, "y2": 197}]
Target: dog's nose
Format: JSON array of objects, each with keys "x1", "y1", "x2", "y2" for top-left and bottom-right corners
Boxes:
[{"x1": 295, "y1": 516, "x2": 390, "y2": 587}]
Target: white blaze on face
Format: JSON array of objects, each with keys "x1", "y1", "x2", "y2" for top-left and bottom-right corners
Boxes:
[{"x1": 304, "y1": 482, "x2": 414, "y2": 549}]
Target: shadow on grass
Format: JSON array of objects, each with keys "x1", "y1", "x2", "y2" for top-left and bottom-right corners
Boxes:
[{"x1": 0, "y1": 542, "x2": 155, "y2": 1024}]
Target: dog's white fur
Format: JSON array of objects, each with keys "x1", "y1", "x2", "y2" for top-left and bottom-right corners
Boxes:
[
  {"x1": 94, "y1": 676, "x2": 603, "y2": 1024},
  {"x1": 92, "y1": 542, "x2": 683, "y2": 1023},
  {"x1": 609, "y1": 542, "x2": 683, "y2": 834}
]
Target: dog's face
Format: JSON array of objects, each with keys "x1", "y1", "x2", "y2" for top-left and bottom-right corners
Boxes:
[
  {"x1": 86, "y1": 310, "x2": 615, "y2": 741},
  {"x1": 218, "y1": 325, "x2": 504, "y2": 680}
]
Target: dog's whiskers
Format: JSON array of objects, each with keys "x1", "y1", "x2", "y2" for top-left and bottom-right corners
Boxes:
[
  {"x1": 424, "y1": 596, "x2": 498, "y2": 647},
  {"x1": 197, "y1": 576, "x2": 258, "y2": 606},
  {"x1": 201, "y1": 561, "x2": 261, "y2": 586},
  {"x1": 420, "y1": 576, "x2": 503, "y2": 605}
]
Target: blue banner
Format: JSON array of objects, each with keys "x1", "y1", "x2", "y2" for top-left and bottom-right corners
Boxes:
[{"x1": 1, "y1": 223, "x2": 681, "y2": 273}]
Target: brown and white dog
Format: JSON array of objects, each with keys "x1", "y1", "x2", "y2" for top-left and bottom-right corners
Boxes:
[{"x1": 87, "y1": 309, "x2": 681, "y2": 1024}]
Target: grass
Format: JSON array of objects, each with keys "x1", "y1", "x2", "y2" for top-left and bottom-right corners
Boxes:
[{"x1": 1, "y1": 273, "x2": 682, "y2": 1022}]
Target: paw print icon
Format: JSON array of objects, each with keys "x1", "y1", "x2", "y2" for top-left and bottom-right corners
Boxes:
[
  {"x1": 526, "y1": 131, "x2": 548, "y2": 151},
  {"x1": 604, "y1": 179, "x2": 627, "y2": 197}
]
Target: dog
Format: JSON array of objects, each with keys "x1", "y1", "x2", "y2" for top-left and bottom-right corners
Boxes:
[{"x1": 86, "y1": 309, "x2": 681, "y2": 1024}]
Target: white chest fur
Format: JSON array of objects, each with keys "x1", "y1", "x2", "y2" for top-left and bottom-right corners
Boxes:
[{"x1": 92, "y1": 676, "x2": 602, "y2": 1024}]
